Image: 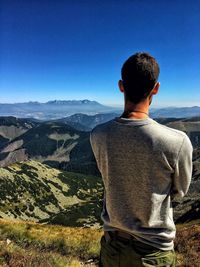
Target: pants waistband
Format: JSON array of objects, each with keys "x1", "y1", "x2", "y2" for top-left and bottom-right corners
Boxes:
[
  {"x1": 104, "y1": 230, "x2": 160, "y2": 253},
  {"x1": 104, "y1": 230, "x2": 136, "y2": 241}
]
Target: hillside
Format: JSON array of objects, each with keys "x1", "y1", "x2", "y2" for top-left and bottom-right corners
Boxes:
[
  {"x1": 0, "y1": 116, "x2": 40, "y2": 149},
  {"x1": 0, "y1": 120, "x2": 99, "y2": 175},
  {"x1": 0, "y1": 159, "x2": 199, "y2": 226},
  {"x1": 0, "y1": 160, "x2": 103, "y2": 226},
  {"x1": 58, "y1": 112, "x2": 119, "y2": 131}
]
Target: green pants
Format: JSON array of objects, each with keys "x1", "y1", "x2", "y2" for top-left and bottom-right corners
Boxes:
[{"x1": 99, "y1": 234, "x2": 176, "y2": 267}]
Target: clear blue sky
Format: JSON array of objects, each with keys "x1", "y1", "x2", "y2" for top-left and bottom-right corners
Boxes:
[{"x1": 1, "y1": 0, "x2": 200, "y2": 107}]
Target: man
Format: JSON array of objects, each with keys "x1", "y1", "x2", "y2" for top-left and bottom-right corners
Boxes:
[{"x1": 90, "y1": 52, "x2": 193, "y2": 267}]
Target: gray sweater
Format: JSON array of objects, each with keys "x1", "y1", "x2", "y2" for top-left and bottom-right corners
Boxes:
[{"x1": 90, "y1": 117, "x2": 193, "y2": 250}]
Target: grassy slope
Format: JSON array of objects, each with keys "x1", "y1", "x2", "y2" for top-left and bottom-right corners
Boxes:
[
  {"x1": 0, "y1": 160, "x2": 103, "y2": 226},
  {"x1": 0, "y1": 219, "x2": 102, "y2": 267},
  {"x1": 0, "y1": 158, "x2": 199, "y2": 226},
  {"x1": 0, "y1": 219, "x2": 199, "y2": 267}
]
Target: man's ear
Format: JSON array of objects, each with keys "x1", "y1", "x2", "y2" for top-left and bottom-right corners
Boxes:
[
  {"x1": 151, "y1": 82, "x2": 160, "y2": 95},
  {"x1": 118, "y1": 80, "x2": 124, "y2": 93}
]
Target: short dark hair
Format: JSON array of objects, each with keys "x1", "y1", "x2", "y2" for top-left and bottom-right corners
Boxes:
[{"x1": 121, "y1": 52, "x2": 160, "y2": 104}]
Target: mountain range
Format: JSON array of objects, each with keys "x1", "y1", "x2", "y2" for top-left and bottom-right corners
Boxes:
[
  {"x1": 0, "y1": 115, "x2": 200, "y2": 170},
  {"x1": 0, "y1": 100, "x2": 117, "y2": 120},
  {"x1": 0, "y1": 100, "x2": 200, "y2": 119},
  {"x1": 0, "y1": 115, "x2": 199, "y2": 226},
  {"x1": 151, "y1": 106, "x2": 200, "y2": 118}
]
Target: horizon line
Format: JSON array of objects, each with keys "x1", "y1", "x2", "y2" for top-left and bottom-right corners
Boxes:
[{"x1": 0, "y1": 99, "x2": 199, "y2": 109}]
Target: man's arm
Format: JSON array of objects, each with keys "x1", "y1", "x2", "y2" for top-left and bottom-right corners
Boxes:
[
  {"x1": 90, "y1": 128, "x2": 100, "y2": 168},
  {"x1": 90, "y1": 129, "x2": 96, "y2": 156},
  {"x1": 171, "y1": 135, "x2": 193, "y2": 199}
]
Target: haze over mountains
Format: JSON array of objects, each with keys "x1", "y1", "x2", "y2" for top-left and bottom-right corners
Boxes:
[
  {"x1": 0, "y1": 100, "x2": 117, "y2": 120},
  {"x1": 0, "y1": 100, "x2": 200, "y2": 120}
]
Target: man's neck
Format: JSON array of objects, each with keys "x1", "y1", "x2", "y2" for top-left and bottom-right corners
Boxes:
[{"x1": 121, "y1": 99, "x2": 150, "y2": 119}]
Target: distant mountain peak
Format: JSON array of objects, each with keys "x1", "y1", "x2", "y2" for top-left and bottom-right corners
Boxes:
[{"x1": 46, "y1": 99, "x2": 101, "y2": 105}]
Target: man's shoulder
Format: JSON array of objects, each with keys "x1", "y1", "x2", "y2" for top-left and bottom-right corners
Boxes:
[
  {"x1": 150, "y1": 119, "x2": 192, "y2": 149},
  {"x1": 90, "y1": 118, "x2": 115, "y2": 135},
  {"x1": 90, "y1": 119, "x2": 115, "y2": 147},
  {"x1": 151, "y1": 119, "x2": 188, "y2": 138}
]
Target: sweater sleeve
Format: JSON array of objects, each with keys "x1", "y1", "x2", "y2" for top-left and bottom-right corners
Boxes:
[
  {"x1": 171, "y1": 135, "x2": 193, "y2": 199},
  {"x1": 90, "y1": 128, "x2": 96, "y2": 155},
  {"x1": 90, "y1": 128, "x2": 99, "y2": 166}
]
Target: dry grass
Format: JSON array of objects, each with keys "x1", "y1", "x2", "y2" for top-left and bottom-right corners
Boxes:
[
  {"x1": 175, "y1": 222, "x2": 200, "y2": 267},
  {"x1": 0, "y1": 219, "x2": 199, "y2": 266},
  {"x1": 0, "y1": 219, "x2": 102, "y2": 266}
]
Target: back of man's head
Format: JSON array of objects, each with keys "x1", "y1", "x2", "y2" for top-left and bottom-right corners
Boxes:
[{"x1": 121, "y1": 52, "x2": 160, "y2": 104}]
